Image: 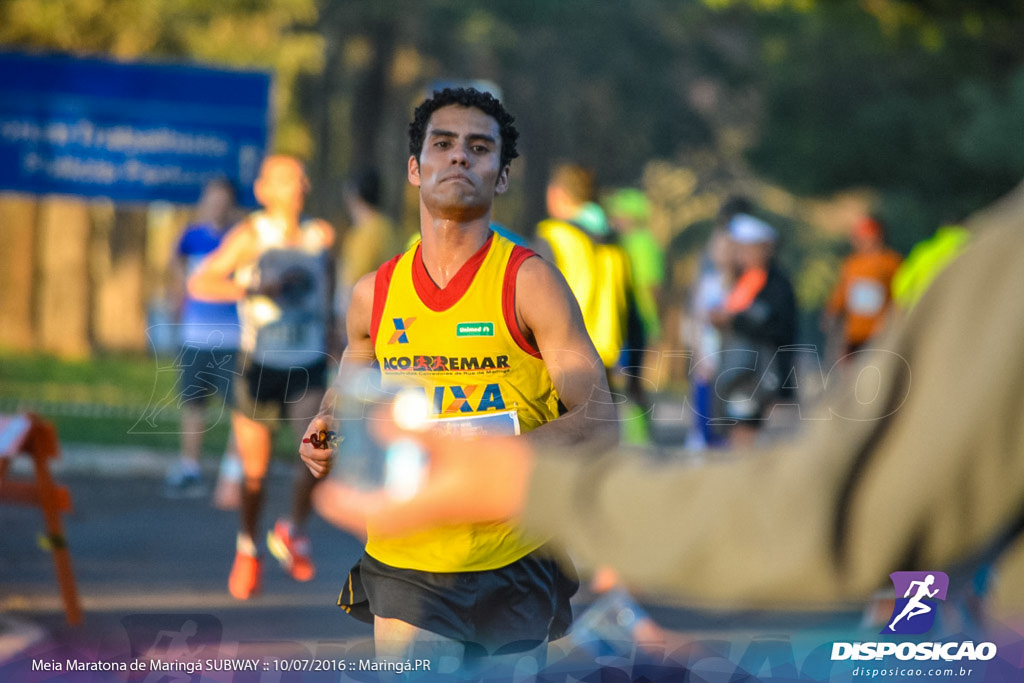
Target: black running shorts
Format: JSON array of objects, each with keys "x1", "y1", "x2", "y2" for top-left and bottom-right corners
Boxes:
[
  {"x1": 175, "y1": 346, "x2": 237, "y2": 407},
  {"x1": 233, "y1": 357, "x2": 328, "y2": 424},
  {"x1": 338, "y1": 550, "x2": 578, "y2": 656}
]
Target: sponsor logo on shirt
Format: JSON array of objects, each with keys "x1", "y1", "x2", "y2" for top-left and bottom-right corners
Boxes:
[
  {"x1": 381, "y1": 355, "x2": 510, "y2": 373},
  {"x1": 392, "y1": 383, "x2": 507, "y2": 415},
  {"x1": 456, "y1": 321, "x2": 495, "y2": 337},
  {"x1": 389, "y1": 317, "x2": 416, "y2": 344}
]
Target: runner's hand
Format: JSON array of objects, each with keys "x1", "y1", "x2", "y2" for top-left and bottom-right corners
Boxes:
[
  {"x1": 312, "y1": 424, "x2": 534, "y2": 537},
  {"x1": 299, "y1": 416, "x2": 338, "y2": 478}
]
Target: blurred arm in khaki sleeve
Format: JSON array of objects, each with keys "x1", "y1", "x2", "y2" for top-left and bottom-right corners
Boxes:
[{"x1": 522, "y1": 203, "x2": 1024, "y2": 610}]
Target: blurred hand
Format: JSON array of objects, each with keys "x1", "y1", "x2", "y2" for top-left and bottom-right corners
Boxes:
[
  {"x1": 299, "y1": 415, "x2": 337, "y2": 478},
  {"x1": 311, "y1": 426, "x2": 535, "y2": 538}
]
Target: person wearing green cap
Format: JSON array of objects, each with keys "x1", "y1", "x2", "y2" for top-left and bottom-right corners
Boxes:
[
  {"x1": 606, "y1": 188, "x2": 664, "y2": 349},
  {"x1": 605, "y1": 188, "x2": 665, "y2": 443}
]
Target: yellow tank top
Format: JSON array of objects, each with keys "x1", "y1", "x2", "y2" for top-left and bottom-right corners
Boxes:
[{"x1": 367, "y1": 232, "x2": 561, "y2": 572}]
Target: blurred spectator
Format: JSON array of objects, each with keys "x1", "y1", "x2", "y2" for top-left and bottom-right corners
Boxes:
[
  {"x1": 682, "y1": 195, "x2": 752, "y2": 450},
  {"x1": 337, "y1": 168, "x2": 397, "y2": 336},
  {"x1": 189, "y1": 155, "x2": 336, "y2": 600},
  {"x1": 685, "y1": 232, "x2": 734, "y2": 449},
  {"x1": 709, "y1": 214, "x2": 798, "y2": 448},
  {"x1": 605, "y1": 188, "x2": 664, "y2": 345},
  {"x1": 605, "y1": 188, "x2": 664, "y2": 443},
  {"x1": 535, "y1": 163, "x2": 632, "y2": 377},
  {"x1": 164, "y1": 177, "x2": 242, "y2": 503},
  {"x1": 821, "y1": 215, "x2": 902, "y2": 358}
]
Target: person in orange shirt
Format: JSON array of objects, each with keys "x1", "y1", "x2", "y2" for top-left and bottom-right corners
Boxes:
[{"x1": 822, "y1": 215, "x2": 903, "y2": 357}]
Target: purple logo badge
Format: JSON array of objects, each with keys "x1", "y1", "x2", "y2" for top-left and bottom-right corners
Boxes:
[{"x1": 882, "y1": 571, "x2": 949, "y2": 635}]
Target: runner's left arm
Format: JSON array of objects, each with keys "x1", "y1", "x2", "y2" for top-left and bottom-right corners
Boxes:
[{"x1": 514, "y1": 254, "x2": 619, "y2": 448}]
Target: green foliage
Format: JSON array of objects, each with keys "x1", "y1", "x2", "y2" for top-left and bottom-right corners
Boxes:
[
  {"x1": 0, "y1": 350, "x2": 171, "y2": 407},
  {"x1": 958, "y1": 66, "x2": 1024, "y2": 176},
  {"x1": 743, "y1": 1, "x2": 1024, "y2": 244},
  {"x1": 0, "y1": 350, "x2": 317, "y2": 455},
  {"x1": 0, "y1": 350, "x2": 186, "y2": 449}
]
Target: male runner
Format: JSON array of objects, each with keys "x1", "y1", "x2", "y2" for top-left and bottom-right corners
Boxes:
[
  {"x1": 189, "y1": 155, "x2": 336, "y2": 600},
  {"x1": 300, "y1": 88, "x2": 617, "y2": 664}
]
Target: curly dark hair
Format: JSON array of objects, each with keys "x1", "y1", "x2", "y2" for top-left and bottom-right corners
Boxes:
[{"x1": 408, "y1": 87, "x2": 520, "y2": 169}]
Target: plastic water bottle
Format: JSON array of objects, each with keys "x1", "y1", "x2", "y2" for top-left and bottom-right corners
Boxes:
[{"x1": 330, "y1": 368, "x2": 429, "y2": 501}]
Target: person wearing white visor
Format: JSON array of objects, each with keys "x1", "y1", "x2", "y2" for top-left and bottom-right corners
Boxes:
[{"x1": 729, "y1": 212, "x2": 777, "y2": 244}]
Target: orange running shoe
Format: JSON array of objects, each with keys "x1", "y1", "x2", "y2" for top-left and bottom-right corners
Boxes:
[
  {"x1": 228, "y1": 552, "x2": 262, "y2": 600},
  {"x1": 267, "y1": 520, "x2": 315, "y2": 582}
]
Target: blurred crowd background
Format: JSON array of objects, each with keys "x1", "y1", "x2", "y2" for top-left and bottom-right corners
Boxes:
[{"x1": 3, "y1": 0, "x2": 1024, "y2": 360}]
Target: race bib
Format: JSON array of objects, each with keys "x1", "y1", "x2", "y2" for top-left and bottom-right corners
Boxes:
[
  {"x1": 847, "y1": 278, "x2": 886, "y2": 316},
  {"x1": 431, "y1": 409, "x2": 521, "y2": 437}
]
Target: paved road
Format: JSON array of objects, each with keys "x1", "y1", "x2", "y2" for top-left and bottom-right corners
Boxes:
[
  {"x1": 0, "y1": 441, "x2": 882, "y2": 683},
  {"x1": 0, "y1": 453, "x2": 377, "y2": 674},
  {"x1": 5, "y1": 442, "x2": 1023, "y2": 682},
  {"x1": 0, "y1": 406, "x2": 696, "y2": 681}
]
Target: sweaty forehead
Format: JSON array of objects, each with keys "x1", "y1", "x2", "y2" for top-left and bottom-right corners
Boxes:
[{"x1": 426, "y1": 105, "x2": 500, "y2": 137}]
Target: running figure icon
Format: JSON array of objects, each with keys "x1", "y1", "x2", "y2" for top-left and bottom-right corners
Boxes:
[{"x1": 888, "y1": 574, "x2": 940, "y2": 631}]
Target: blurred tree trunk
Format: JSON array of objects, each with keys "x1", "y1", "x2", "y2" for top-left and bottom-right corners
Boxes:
[
  {"x1": 0, "y1": 195, "x2": 38, "y2": 349},
  {"x1": 313, "y1": 34, "x2": 342, "y2": 204},
  {"x1": 92, "y1": 206, "x2": 148, "y2": 352},
  {"x1": 351, "y1": 21, "x2": 395, "y2": 166},
  {"x1": 36, "y1": 198, "x2": 91, "y2": 357},
  {"x1": 306, "y1": 8, "x2": 398, "y2": 223}
]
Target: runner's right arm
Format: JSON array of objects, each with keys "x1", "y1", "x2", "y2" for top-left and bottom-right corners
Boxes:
[
  {"x1": 186, "y1": 221, "x2": 252, "y2": 303},
  {"x1": 299, "y1": 270, "x2": 376, "y2": 478}
]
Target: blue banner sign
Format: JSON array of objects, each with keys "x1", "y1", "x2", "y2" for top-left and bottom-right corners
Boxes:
[{"x1": 0, "y1": 52, "x2": 270, "y2": 204}]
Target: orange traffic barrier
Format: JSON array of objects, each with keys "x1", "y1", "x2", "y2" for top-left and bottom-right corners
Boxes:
[{"x1": 0, "y1": 413, "x2": 82, "y2": 626}]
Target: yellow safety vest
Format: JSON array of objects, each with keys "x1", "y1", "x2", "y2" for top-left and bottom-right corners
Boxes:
[{"x1": 537, "y1": 219, "x2": 630, "y2": 367}]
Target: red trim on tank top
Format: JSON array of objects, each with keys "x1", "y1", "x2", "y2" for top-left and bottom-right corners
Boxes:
[
  {"x1": 503, "y1": 246, "x2": 542, "y2": 358},
  {"x1": 370, "y1": 253, "x2": 402, "y2": 348},
  {"x1": 411, "y1": 234, "x2": 494, "y2": 312}
]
